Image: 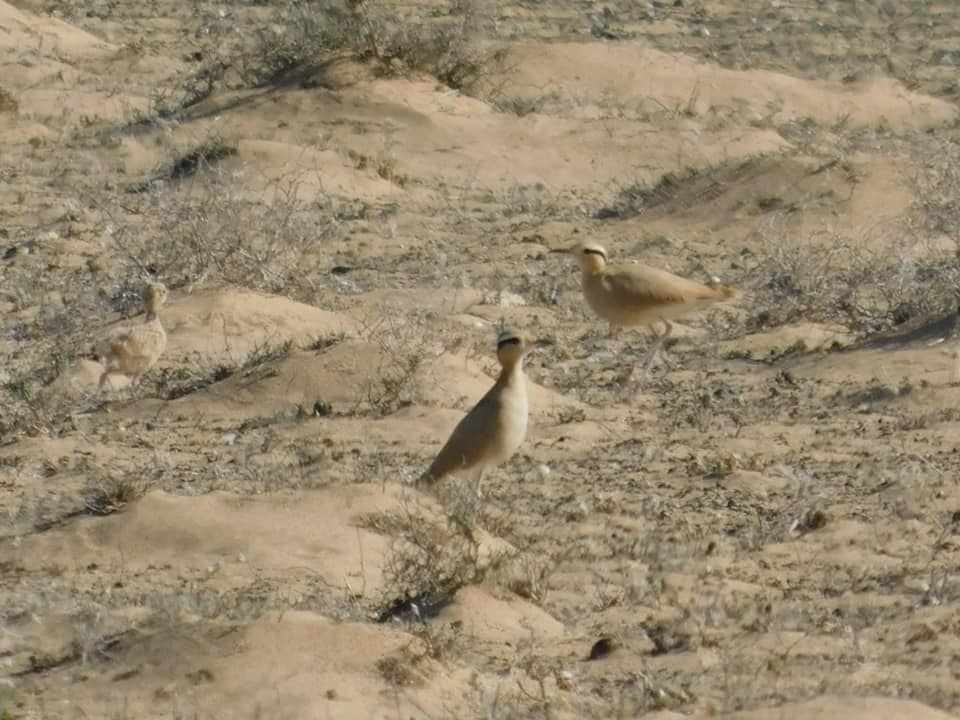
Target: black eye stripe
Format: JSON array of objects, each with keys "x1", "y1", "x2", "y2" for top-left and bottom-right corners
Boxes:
[
  {"x1": 583, "y1": 248, "x2": 606, "y2": 259},
  {"x1": 497, "y1": 336, "x2": 522, "y2": 348}
]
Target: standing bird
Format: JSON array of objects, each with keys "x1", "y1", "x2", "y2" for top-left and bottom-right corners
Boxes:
[
  {"x1": 574, "y1": 242, "x2": 739, "y2": 382},
  {"x1": 418, "y1": 328, "x2": 530, "y2": 498},
  {"x1": 96, "y1": 281, "x2": 169, "y2": 392}
]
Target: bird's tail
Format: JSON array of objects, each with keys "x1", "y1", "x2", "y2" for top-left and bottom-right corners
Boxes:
[
  {"x1": 717, "y1": 285, "x2": 740, "y2": 300},
  {"x1": 703, "y1": 280, "x2": 740, "y2": 301},
  {"x1": 416, "y1": 466, "x2": 440, "y2": 487}
]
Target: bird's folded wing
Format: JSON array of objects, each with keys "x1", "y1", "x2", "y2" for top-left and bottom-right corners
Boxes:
[
  {"x1": 606, "y1": 266, "x2": 732, "y2": 307},
  {"x1": 422, "y1": 398, "x2": 498, "y2": 481}
]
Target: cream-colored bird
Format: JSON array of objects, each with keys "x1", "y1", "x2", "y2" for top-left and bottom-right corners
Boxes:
[
  {"x1": 96, "y1": 281, "x2": 168, "y2": 391},
  {"x1": 417, "y1": 328, "x2": 530, "y2": 498},
  {"x1": 574, "y1": 242, "x2": 739, "y2": 381}
]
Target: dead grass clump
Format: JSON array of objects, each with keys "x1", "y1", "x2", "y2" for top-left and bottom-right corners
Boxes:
[
  {"x1": 488, "y1": 552, "x2": 553, "y2": 605},
  {"x1": 375, "y1": 651, "x2": 427, "y2": 687},
  {"x1": 307, "y1": 332, "x2": 349, "y2": 352},
  {"x1": 0, "y1": 87, "x2": 17, "y2": 114},
  {"x1": 1, "y1": 366, "x2": 71, "y2": 439},
  {"x1": 376, "y1": 621, "x2": 461, "y2": 688},
  {"x1": 145, "y1": 136, "x2": 237, "y2": 186},
  {"x1": 152, "y1": 363, "x2": 233, "y2": 401},
  {"x1": 135, "y1": 0, "x2": 502, "y2": 108},
  {"x1": 153, "y1": 340, "x2": 293, "y2": 400},
  {"x1": 597, "y1": 166, "x2": 705, "y2": 219},
  {"x1": 84, "y1": 474, "x2": 147, "y2": 516},
  {"x1": 376, "y1": 618, "x2": 461, "y2": 687},
  {"x1": 374, "y1": 14, "x2": 503, "y2": 93}
]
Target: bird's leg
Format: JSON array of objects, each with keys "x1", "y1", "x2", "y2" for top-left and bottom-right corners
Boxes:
[
  {"x1": 638, "y1": 321, "x2": 673, "y2": 384},
  {"x1": 656, "y1": 321, "x2": 676, "y2": 369},
  {"x1": 472, "y1": 468, "x2": 485, "y2": 500},
  {"x1": 615, "y1": 356, "x2": 637, "y2": 387}
]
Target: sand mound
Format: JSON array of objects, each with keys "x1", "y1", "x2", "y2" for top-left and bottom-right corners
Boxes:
[
  {"x1": 8, "y1": 2, "x2": 960, "y2": 718},
  {"x1": 152, "y1": 56, "x2": 784, "y2": 197},
  {"x1": 164, "y1": 286, "x2": 357, "y2": 362},
  {"x1": 787, "y1": 343, "x2": 959, "y2": 389},
  {"x1": 438, "y1": 584, "x2": 565, "y2": 646},
  {"x1": 0, "y1": 1, "x2": 114, "y2": 59},
  {"x1": 0, "y1": 2, "x2": 168, "y2": 124},
  {"x1": 7, "y1": 485, "x2": 401, "y2": 589},
  {"x1": 4, "y1": 481, "x2": 513, "y2": 592},
  {"x1": 499, "y1": 43, "x2": 956, "y2": 132},
  {"x1": 56, "y1": 287, "x2": 357, "y2": 396},
  {"x1": 724, "y1": 323, "x2": 855, "y2": 360},
  {"x1": 136, "y1": 331, "x2": 583, "y2": 429},
  {"x1": 714, "y1": 695, "x2": 957, "y2": 720},
  {"x1": 141, "y1": 338, "x2": 383, "y2": 421},
  {"x1": 349, "y1": 286, "x2": 488, "y2": 318},
  {"x1": 233, "y1": 139, "x2": 400, "y2": 200},
  {"x1": 14, "y1": 610, "x2": 475, "y2": 720},
  {"x1": 121, "y1": 39, "x2": 954, "y2": 211}
]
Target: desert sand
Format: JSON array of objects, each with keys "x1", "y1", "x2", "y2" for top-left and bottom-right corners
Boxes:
[{"x1": 3, "y1": 0, "x2": 960, "y2": 718}]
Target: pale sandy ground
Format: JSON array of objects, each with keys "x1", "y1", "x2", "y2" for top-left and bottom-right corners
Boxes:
[{"x1": 3, "y1": 0, "x2": 960, "y2": 718}]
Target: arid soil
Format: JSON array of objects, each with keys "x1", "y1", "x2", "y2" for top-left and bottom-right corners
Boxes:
[{"x1": 3, "y1": 1, "x2": 960, "y2": 718}]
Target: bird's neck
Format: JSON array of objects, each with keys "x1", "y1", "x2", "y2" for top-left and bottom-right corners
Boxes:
[
  {"x1": 144, "y1": 307, "x2": 159, "y2": 322},
  {"x1": 582, "y1": 265, "x2": 604, "y2": 279},
  {"x1": 497, "y1": 359, "x2": 525, "y2": 386}
]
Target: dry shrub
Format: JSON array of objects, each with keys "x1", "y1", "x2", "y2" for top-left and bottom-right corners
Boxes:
[
  {"x1": 369, "y1": 2, "x2": 503, "y2": 92},
  {"x1": 0, "y1": 370, "x2": 73, "y2": 439},
  {"x1": 100, "y1": 162, "x2": 336, "y2": 300},
  {"x1": 909, "y1": 133, "x2": 960, "y2": 239},
  {"x1": 0, "y1": 271, "x2": 112, "y2": 438},
  {"x1": 278, "y1": 0, "x2": 502, "y2": 92},
  {"x1": 748, "y1": 134, "x2": 960, "y2": 335},
  {"x1": 748, "y1": 223, "x2": 960, "y2": 335},
  {"x1": 159, "y1": 0, "x2": 503, "y2": 110},
  {"x1": 357, "y1": 309, "x2": 438, "y2": 415},
  {"x1": 368, "y1": 495, "x2": 483, "y2": 623}
]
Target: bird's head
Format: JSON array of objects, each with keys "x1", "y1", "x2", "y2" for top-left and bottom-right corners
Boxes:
[
  {"x1": 573, "y1": 242, "x2": 608, "y2": 274},
  {"x1": 496, "y1": 328, "x2": 528, "y2": 367},
  {"x1": 144, "y1": 282, "x2": 168, "y2": 313}
]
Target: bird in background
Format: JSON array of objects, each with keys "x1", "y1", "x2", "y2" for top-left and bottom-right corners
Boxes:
[
  {"x1": 417, "y1": 327, "x2": 531, "y2": 499},
  {"x1": 96, "y1": 281, "x2": 169, "y2": 392},
  {"x1": 571, "y1": 241, "x2": 739, "y2": 384}
]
